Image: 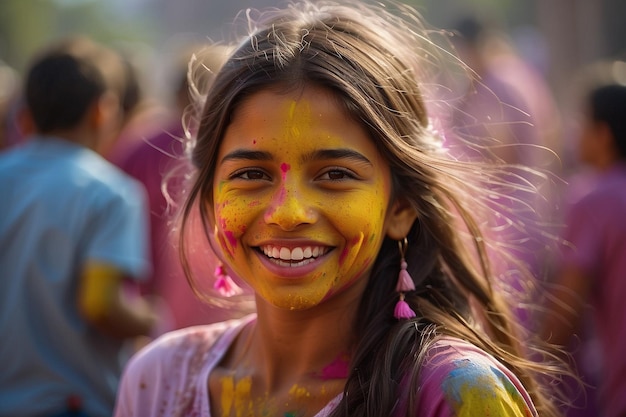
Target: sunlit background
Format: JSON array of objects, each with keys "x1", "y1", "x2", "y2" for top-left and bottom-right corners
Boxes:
[
  {"x1": 1, "y1": 4, "x2": 624, "y2": 414},
  {"x1": 1, "y1": 0, "x2": 625, "y2": 117}
]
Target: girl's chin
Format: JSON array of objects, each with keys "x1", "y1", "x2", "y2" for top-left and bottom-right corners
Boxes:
[{"x1": 257, "y1": 290, "x2": 327, "y2": 311}]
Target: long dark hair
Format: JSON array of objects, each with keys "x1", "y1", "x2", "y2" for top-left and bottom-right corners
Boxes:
[{"x1": 179, "y1": 1, "x2": 568, "y2": 416}]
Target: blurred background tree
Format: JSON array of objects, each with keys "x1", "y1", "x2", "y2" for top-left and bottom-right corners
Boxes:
[{"x1": 1, "y1": 0, "x2": 624, "y2": 117}]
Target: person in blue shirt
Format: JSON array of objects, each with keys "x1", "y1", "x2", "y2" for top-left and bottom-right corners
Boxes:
[{"x1": 0, "y1": 36, "x2": 157, "y2": 417}]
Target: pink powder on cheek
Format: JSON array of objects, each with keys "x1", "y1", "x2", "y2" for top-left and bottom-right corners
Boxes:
[
  {"x1": 224, "y1": 231, "x2": 237, "y2": 248},
  {"x1": 217, "y1": 217, "x2": 238, "y2": 253}
]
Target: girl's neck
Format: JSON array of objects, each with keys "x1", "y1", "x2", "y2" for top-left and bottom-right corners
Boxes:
[
  {"x1": 233, "y1": 274, "x2": 366, "y2": 389},
  {"x1": 209, "y1": 303, "x2": 355, "y2": 417},
  {"x1": 242, "y1": 298, "x2": 356, "y2": 391},
  {"x1": 209, "y1": 274, "x2": 368, "y2": 417}
]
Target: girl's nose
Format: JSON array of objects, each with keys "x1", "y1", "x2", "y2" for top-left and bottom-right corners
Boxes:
[{"x1": 263, "y1": 185, "x2": 318, "y2": 231}]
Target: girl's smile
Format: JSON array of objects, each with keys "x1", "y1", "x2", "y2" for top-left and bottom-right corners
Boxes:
[{"x1": 211, "y1": 85, "x2": 398, "y2": 310}]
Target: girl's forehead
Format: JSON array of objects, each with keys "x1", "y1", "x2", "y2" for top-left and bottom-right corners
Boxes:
[
  {"x1": 229, "y1": 88, "x2": 350, "y2": 138},
  {"x1": 235, "y1": 85, "x2": 339, "y2": 116},
  {"x1": 219, "y1": 86, "x2": 383, "y2": 161}
]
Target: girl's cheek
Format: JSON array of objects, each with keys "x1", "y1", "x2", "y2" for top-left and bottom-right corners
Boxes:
[
  {"x1": 338, "y1": 198, "x2": 386, "y2": 234},
  {"x1": 214, "y1": 194, "x2": 266, "y2": 254},
  {"x1": 214, "y1": 198, "x2": 248, "y2": 254}
]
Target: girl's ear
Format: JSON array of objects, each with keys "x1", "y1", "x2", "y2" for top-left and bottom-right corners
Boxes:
[{"x1": 386, "y1": 197, "x2": 418, "y2": 240}]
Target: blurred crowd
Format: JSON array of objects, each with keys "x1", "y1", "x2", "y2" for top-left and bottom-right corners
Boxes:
[{"x1": 0, "y1": 9, "x2": 625, "y2": 417}]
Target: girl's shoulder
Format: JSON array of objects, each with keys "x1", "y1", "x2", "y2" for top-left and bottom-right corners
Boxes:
[
  {"x1": 129, "y1": 319, "x2": 239, "y2": 371},
  {"x1": 114, "y1": 315, "x2": 256, "y2": 417},
  {"x1": 413, "y1": 336, "x2": 537, "y2": 417}
]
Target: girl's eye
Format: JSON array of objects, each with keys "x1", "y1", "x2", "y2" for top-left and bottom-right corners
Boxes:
[
  {"x1": 232, "y1": 169, "x2": 270, "y2": 181},
  {"x1": 318, "y1": 168, "x2": 356, "y2": 181}
]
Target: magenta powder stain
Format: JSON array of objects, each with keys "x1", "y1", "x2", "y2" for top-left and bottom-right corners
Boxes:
[
  {"x1": 216, "y1": 233, "x2": 231, "y2": 256},
  {"x1": 272, "y1": 163, "x2": 290, "y2": 205},
  {"x1": 277, "y1": 187, "x2": 287, "y2": 204},
  {"x1": 265, "y1": 206, "x2": 277, "y2": 218},
  {"x1": 218, "y1": 218, "x2": 238, "y2": 250},
  {"x1": 319, "y1": 354, "x2": 350, "y2": 379},
  {"x1": 224, "y1": 230, "x2": 237, "y2": 248}
]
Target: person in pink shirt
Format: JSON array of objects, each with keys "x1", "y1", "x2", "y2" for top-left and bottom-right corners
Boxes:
[
  {"x1": 111, "y1": 44, "x2": 241, "y2": 333},
  {"x1": 114, "y1": 1, "x2": 570, "y2": 416}
]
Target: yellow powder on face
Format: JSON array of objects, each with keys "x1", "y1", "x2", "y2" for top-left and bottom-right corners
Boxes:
[
  {"x1": 220, "y1": 376, "x2": 253, "y2": 417},
  {"x1": 214, "y1": 88, "x2": 393, "y2": 311},
  {"x1": 286, "y1": 100, "x2": 309, "y2": 140}
]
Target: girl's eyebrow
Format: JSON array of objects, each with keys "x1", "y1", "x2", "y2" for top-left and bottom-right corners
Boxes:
[
  {"x1": 220, "y1": 150, "x2": 273, "y2": 164},
  {"x1": 302, "y1": 149, "x2": 372, "y2": 165},
  {"x1": 220, "y1": 148, "x2": 372, "y2": 165}
]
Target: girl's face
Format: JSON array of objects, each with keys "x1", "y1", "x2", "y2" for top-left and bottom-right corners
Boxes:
[{"x1": 211, "y1": 85, "x2": 413, "y2": 310}]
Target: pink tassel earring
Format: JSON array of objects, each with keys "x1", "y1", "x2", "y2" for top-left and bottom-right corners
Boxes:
[
  {"x1": 214, "y1": 264, "x2": 242, "y2": 297},
  {"x1": 394, "y1": 238, "x2": 416, "y2": 320}
]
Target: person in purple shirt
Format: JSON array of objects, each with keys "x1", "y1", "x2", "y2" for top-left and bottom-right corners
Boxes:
[{"x1": 540, "y1": 83, "x2": 626, "y2": 417}]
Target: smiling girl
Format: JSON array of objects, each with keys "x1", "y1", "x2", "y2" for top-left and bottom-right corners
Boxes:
[{"x1": 114, "y1": 1, "x2": 568, "y2": 416}]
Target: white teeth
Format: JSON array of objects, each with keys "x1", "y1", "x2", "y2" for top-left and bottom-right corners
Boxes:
[
  {"x1": 262, "y1": 245, "x2": 326, "y2": 261},
  {"x1": 291, "y1": 247, "x2": 304, "y2": 260}
]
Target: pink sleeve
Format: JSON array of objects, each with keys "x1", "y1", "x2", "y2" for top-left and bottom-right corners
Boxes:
[
  {"x1": 410, "y1": 339, "x2": 537, "y2": 417},
  {"x1": 114, "y1": 333, "x2": 192, "y2": 417}
]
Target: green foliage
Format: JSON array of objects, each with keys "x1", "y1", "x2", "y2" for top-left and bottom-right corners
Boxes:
[{"x1": 0, "y1": 0, "x2": 156, "y2": 72}]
